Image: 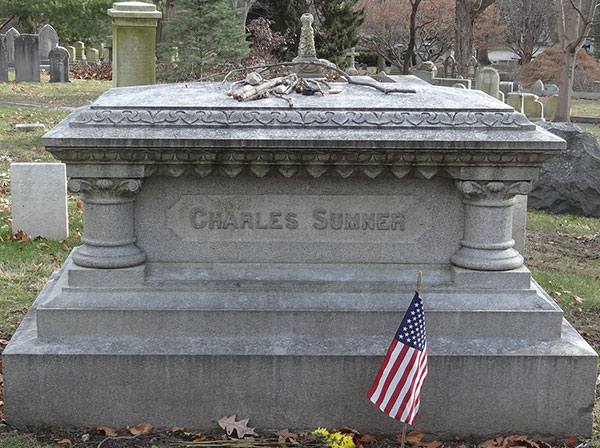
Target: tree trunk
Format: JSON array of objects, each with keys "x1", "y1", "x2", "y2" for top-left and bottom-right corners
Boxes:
[
  {"x1": 226, "y1": 0, "x2": 257, "y2": 27},
  {"x1": 377, "y1": 54, "x2": 386, "y2": 73},
  {"x1": 455, "y1": 0, "x2": 474, "y2": 76},
  {"x1": 404, "y1": 0, "x2": 422, "y2": 75},
  {"x1": 476, "y1": 46, "x2": 491, "y2": 64},
  {"x1": 554, "y1": 48, "x2": 577, "y2": 122}
]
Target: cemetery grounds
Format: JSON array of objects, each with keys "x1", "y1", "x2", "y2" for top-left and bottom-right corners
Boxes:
[{"x1": 0, "y1": 77, "x2": 599, "y2": 447}]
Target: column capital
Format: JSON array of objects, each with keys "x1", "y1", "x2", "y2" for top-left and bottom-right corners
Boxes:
[
  {"x1": 456, "y1": 180, "x2": 531, "y2": 202},
  {"x1": 68, "y1": 177, "x2": 142, "y2": 198}
]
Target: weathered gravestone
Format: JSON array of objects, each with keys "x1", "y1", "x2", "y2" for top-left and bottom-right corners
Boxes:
[
  {"x1": 74, "y1": 41, "x2": 85, "y2": 60},
  {"x1": 108, "y1": 1, "x2": 162, "y2": 86},
  {"x1": 10, "y1": 163, "x2": 68, "y2": 240},
  {"x1": 14, "y1": 34, "x2": 40, "y2": 82},
  {"x1": 443, "y1": 54, "x2": 456, "y2": 78},
  {"x1": 531, "y1": 79, "x2": 544, "y2": 96},
  {"x1": 49, "y1": 46, "x2": 70, "y2": 83},
  {"x1": 5, "y1": 27, "x2": 19, "y2": 66},
  {"x1": 523, "y1": 93, "x2": 544, "y2": 121},
  {"x1": 544, "y1": 94, "x2": 558, "y2": 121},
  {"x1": 0, "y1": 34, "x2": 8, "y2": 82},
  {"x1": 3, "y1": 73, "x2": 597, "y2": 437},
  {"x1": 475, "y1": 66, "x2": 500, "y2": 100},
  {"x1": 65, "y1": 45, "x2": 76, "y2": 62},
  {"x1": 466, "y1": 56, "x2": 478, "y2": 78},
  {"x1": 412, "y1": 61, "x2": 437, "y2": 83},
  {"x1": 38, "y1": 24, "x2": 58, "y2": 62},
  {"x1": 85, "y1": 48, "x2": 99, "y2": 62},
  {"x1": 507, "y1": 92, "x2": 524, "y2": 113}
]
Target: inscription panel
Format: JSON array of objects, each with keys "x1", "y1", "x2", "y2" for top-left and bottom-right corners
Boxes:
[{"x1": 167, "y1": 195, "x2": 431, "y2": 243}]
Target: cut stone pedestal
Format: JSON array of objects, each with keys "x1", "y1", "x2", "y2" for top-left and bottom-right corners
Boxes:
[{"x1": 4, "y1": 80, "x2": 596, "y2": 438}]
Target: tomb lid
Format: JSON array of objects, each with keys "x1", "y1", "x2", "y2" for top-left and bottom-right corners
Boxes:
[{"x1": 43, "y1": 79, "x2": 564, "y2": 155}]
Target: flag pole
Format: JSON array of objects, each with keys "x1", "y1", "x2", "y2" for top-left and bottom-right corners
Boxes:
[{"x1": 401, "y1": 271, "x2": 422, "y2": 448}]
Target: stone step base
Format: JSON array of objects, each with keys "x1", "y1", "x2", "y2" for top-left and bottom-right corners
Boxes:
[
  {"x1": 35, "y1": 259, "x2": 562, "y2": 341},
  {"x1": 4, "y1": 309, "x2": 596, "y2": 438}
]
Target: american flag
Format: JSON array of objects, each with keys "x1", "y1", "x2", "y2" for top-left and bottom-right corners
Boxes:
[{"x1": 367, "y1": 292, "x2": 428, "y2": 425}]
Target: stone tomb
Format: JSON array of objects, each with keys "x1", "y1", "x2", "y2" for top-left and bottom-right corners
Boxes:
[{"x1": 4, "y1": 80, "x2": 597, "y2": 437}]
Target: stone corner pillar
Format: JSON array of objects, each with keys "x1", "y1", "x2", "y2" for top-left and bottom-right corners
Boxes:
[
  {"x1": 68, "y1": 177, "x2": 146, "y2": 269},
  {"x1": 107, "y1": 1, "x2": 162, "y2": 87},
  {"x1": 451, "y1": 180, "x2": 531, "y2": 271}
]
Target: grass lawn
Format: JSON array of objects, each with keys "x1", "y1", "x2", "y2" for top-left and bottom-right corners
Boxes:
[
  {"x1": 0, "y1": 74, "x2": 111, "y2": 107},
  {"x1": 0, "y1": 79, "x2": 599, "y2": 447},
  {"x1": 571, "y1": 98, "x2": 600, "y2": 117}
]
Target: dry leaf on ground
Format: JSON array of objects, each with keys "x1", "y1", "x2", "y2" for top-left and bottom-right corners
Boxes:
[
  {"x1": 127, "y1": 422, "x2": 153, "y2": 436},
  {"x1": 564, "y1": 437, "x2": 577, "y2": 446},
  {"x1": 218, "y1": 414, "x2": 258, "y2": 438},
  {"x1": 96, "y1": 426, "x2": 117, "y2": 437},
  {"x1": 359, "y1": 434, "x2": 377, "y2": 444},
  {"x1": 275, "y1": 429, "x2": 298, "y2": 443}
]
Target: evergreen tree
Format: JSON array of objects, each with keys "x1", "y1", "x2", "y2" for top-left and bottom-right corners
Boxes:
[
  {"x1": 249, "y1": 0, "x2": 364, "y2": 66},
  {"x1": 160, "y1": 0, "x2": 249, "y2": 78}
]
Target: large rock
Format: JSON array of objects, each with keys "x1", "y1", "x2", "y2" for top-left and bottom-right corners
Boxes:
[{"x1": 529, "y1": 122, "x2": 600, "y2": 216}]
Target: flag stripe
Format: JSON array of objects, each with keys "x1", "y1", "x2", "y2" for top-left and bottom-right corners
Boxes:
[
  {"x1": 375, "y1": 344, "x2": 412, "y2": 408},
  {"x1": 383, "y1": 349, "x2": 419, "y2": 415},
  {"x1": 367, "y1": 292, "x2": 428, "y2": 425},
  {"x1": 399, "y1": 347, "x2": 428, "y2": 423},
  {"x1": 367, "y1": 339, "x2": 400, "y2": 402}
]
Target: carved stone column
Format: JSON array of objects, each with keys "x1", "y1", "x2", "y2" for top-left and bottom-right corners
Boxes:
[
  {"x1": 68, "y1": 178, "x2": 146, "y2": 268},
  {"x1": 451, "y1": 180, "x2": 531, "y2": 271}
]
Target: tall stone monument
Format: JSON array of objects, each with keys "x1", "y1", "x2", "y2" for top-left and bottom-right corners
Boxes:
[
  {"x1": 291, "y1": 13, "x2": 331, "y2": 78},
  {"x1": 5, "y1": 27, "x2": 19, "y2": 66},
  {"x1": 0, "y1": 34, "x2": 8, "y2": 82},
  {"x1": 49, "y1": 46, "x2": 70, "y2": 83},
  {"x1": 38, "y1": 24, "x2": 58, "y2": 62},
  {"x1": 108, "y1": 1, "x2": 162, "y2": 87},
  {"x1": 4, "y1": 74, "x2": 597, "y2": 436},
  {"x1": 14, "y1": 34, "x2": 40, "y2": 82}
]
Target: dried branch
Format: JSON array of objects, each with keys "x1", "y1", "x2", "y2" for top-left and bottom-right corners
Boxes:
[
  {"x1": 198, "y1": 61, "x2": 416, "y2": 94},
  {"x1": 97, "y1": 434, "x2": 142, "y2": 448}
]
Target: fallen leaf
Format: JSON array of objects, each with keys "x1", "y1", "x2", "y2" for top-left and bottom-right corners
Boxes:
[
  {"x1": 422, "y1": 442, "x2": 442, "y2": 448},
  {"x1": 76, "y1": 200, "x2": 82, "y2": 209},
  {"x1": 339, "y1": 425, "x2": 359, "y2": 435},
  {"x1": 97, "y1": 426, "x2": 118, "y2": 437},
  {"x1": 458, "y1": 444, "x2": 470, "y2": 448},
  {"x1": 359, "y1": 434, "x2": 377, "y2": 444},
  {"x1": 536, "y1": 440, "x2": 552, "y2": 448},
  {"x1": 192, "y1": 434, "x2": 209, "y2": 442},
  {"x1": 398, "y1": 431, "x2": 424, "y2": 446},
  {"x1": 572, "y1": 295, "x2": 584, "y2": 303},
  {"x1": 127, "y1": 422, "x2": 153, "y2": 436},
  {"x1": 55, "y1": 439, "x2": 72, "y2": 445},
  {"x1": 564, "y1": 437, "x2": 576, "y2": 446},
  {"x1": 480, "y1": 439, "x2": 499, "y2": 448},
  {"x1": 36, "y1": 243, "x2": 50, "y2": 249},
  {"x1": 169, "y1": 427, "x2": 185, "y2": 432},
  {"x1": 218, "y1": 414, "x2": 258, "y2": 438},
  {"x1": 275, "y1": 429, "x2": 298, "y2": 443}
]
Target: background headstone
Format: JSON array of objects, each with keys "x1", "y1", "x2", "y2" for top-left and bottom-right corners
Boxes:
[
  {"x1": 529, "y1": 122, "x2": 600, "y2": 216},
  {"x1": 108, "y1": 1, "x2": 162, "y2": 86},
  {"x1": 85, "y1": 48, "x2": 99, "y2": 62},
  {"x1": 522, "y1": 93, "x2": 544, "y2": 121},
  {"x1": 499, "y1": 81, "x2": 514, "y2": 98},
  {"x1": 443, "y1": 54, "x2": 456, "y2": 78},
  {"x1": 74, "y1": 41, "x2": 86, "y2": 60},
  {"x1": 346, "y1": 47, "x2": 359, "y2": 76},
  {"x1": 544, "y1": 95, "x2": 559, "y2": 121},
  {"x1": 474, "y1": 66, "x2": 500, "y2": 99},
  {"x1": 14, "y1": 34, "x2": 40, "y2": 82},
  {"x1": 66, "y1": 45, "x2": 76, "y2": 62},
  {"x1": 5, "y1": 27, "x2": 19, "y2": 66},
  {"x1": 507, "y1": 92, "x2": 524, "y2": 113},
  {"x1": 466, "y1": 56, "x2": 479, "y2": 78},
  {"x1": 413, "y1": 60, "x2": 437, "y2": 83},
  {"x1": 49, "y1": 46, "x2": 70, "y2": 83},
  {"x1": 0, "y1": 34, "x2": 8, "y2": 82},
  {"x1": 38, "y1": 24, "x2": 58, "y2": 62},
  {"x1": 10, "y1": 163, "x2": 69, "y2": 240},
  {"x1": 531, "y1": 79, "x2": 544, "y2": 96}
]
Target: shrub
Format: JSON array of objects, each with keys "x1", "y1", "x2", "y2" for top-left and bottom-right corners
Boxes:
[{"x1": 520, "y1": 48, "x2": 600, "y2": 91}]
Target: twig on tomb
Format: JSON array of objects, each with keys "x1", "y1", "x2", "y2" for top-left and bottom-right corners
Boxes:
[{"x1": 203, "y1": 61, "x2": 416, "y2": 95}]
